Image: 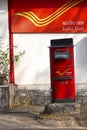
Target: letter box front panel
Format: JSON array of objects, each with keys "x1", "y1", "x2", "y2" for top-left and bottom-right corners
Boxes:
[
  {"x1": 51, "y1": 66, "x2": 73, "y2": 78},
  {"x1": 50, "y1": 48, "x2": 74, "y2": 67},
  {"x1": 51, "y1": 80, "x2": 75, "y2": 102},
  {"x1": 49, "y1": 38, "x2": 76, "y2": 103}
]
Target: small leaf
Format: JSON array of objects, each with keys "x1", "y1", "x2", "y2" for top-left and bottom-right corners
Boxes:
[{"x1": 15, "y1": 55, "x2": 19, "y2": 62}]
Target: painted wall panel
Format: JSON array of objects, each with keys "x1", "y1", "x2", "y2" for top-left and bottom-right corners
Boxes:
[
  {"x1": 0, "y1": 0, "x2": 87, "y2": 88},
  {"x1": 14, "y1": 33, "x2": 87, "y2": 86},
  {"x1": 0, "y1": 0, "x2": 8, "y2": 44}
]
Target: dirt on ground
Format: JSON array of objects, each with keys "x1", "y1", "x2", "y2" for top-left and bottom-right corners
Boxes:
[{"x1": 0, "y1": 105, "x2": 87, "y2": 130}]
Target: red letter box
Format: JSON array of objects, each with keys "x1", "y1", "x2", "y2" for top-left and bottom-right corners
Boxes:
[{"x1": 49, "y1": 38, "x2": 76, "y2": 103}]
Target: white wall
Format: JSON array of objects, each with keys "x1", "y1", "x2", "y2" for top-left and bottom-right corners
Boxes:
[
  {"x1": 76, "y1": 37, "x2": 87, "y2": 83},
  {"x1": 0, "y1": 0, "x2": 8, "y2": 47},
  {"x1": 1, "y1": 0, "x2": 87, "y2": 89},
  {"x1": 14, "y1": 33, "x2": 87, "y2": 87}
]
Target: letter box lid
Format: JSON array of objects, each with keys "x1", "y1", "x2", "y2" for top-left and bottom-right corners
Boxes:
[{"x1": 50, "y1": 38, "x2": 73, "y2": 47}]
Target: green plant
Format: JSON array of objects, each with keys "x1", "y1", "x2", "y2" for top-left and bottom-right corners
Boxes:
[{"x1": 0, "y1": 45, "x2": 25, "y2": 84}]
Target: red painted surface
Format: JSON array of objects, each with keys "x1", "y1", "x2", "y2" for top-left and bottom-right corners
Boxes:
[
  {"x1": 8, "y1": 0, "x2": 14, "y2": 83},
  {"x1": 10, "y1": 0, "x2": 87, "y2": 33},
  {"x1": 49, "y1": 39, "x2": 75, "y2": 102}
]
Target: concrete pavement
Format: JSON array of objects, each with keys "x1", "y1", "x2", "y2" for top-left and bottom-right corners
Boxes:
[
  {"x1": 0, "y1": 105, "x2": 86, "y2": 130},
  {"x1": 0, "y1": 112, "x2": 86, "y2": 130}
]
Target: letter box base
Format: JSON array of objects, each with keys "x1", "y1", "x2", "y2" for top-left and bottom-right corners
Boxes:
[{"x1": 51, "y1": 98, "x2": 75, "y2": 103}]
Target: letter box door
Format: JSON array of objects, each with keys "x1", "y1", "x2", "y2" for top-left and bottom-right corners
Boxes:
[{"x1": 51, "y1": 80, "x2": 75, "y2": 102}]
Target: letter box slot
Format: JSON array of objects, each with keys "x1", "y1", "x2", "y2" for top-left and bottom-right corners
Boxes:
[
  {"x1": 53, "y1": 76, "x2": 72, "y2": 81},
  {"x1": 54, "y1": 51, "x2": 70, "y2": 59}
]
